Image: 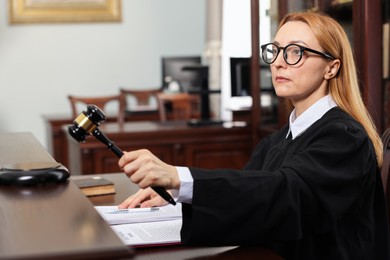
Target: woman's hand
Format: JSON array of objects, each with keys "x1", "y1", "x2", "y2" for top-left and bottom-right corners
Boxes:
[
  {"x1": 118, "y1": 187, "x2": 169, "y2": 208},
  {"x1": 118, "y1": 149, "x2": 180, "y2": 207}
]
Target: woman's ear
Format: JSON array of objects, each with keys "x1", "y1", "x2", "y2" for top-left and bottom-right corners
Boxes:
[{"x1": 324, "y1": 59, "x2": 341, "y2": 79}]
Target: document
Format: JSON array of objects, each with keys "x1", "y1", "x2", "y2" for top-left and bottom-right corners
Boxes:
[
  {"x1": 95, "y1": 203, "x2": 182, "y2": 247},
  {"x1": 95, "y1": 203, "x2": 182, "y2": 225},
  {"x1": 111, "y1": 219, "x2": 182, "y2": 247}
]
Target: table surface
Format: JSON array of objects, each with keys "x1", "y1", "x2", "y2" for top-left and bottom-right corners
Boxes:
[
  {"x1": 0, "y1": 133, "x2": 132, "y2": 260},
  {"x1": 0, "y1": 132, "x2": 281, "y2": 260},
  {"x1": 71, "y1": 173, "x2": 283, "y2": 260}
]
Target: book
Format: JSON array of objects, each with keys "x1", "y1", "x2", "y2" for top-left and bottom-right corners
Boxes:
[
  {"x1": 73, "y1": 176, "x2": 115, "y2": 196},
  {"x1": 95, "y1": 204, "x2": 182, "y2": 247}
]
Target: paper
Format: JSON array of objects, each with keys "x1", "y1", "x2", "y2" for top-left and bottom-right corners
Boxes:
[
  {"x1": 95, "y1": 203, "x2": 182, "y2": 225},
  {"x1": 111, "y1": 219, "x2": 182, "y2": 247},
  {"x1": 95, "y1": 203, "x2": 183, "y2": 247}
]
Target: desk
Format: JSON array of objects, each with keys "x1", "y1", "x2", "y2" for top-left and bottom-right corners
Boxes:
[
  {"x1": 71, "y1": 173, "x2": 283, "y2": 260},
  {"x1": 0, "y1": 133, "x2": 132, "y2": 259},
  {"x1": 65, "y1": 121, "x2": 252, "y2": 175}
]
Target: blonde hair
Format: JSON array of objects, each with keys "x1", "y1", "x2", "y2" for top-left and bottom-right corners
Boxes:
[{"x1": 279, "y1": 11, "x2": 383, "y2": 166}]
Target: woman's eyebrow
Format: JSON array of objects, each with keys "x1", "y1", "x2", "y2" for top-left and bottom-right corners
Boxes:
[
  {"x1": 291, "y1": 40, "x2": 308, "y2": 46},
  {"x1": 272, "y1": 40, "x2": 309, "y2": 46}
]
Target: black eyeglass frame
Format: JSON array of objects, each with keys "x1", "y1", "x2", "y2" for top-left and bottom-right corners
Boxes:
[{"x1": 260, "y1": 43, "x2": 336, "y2": 65}]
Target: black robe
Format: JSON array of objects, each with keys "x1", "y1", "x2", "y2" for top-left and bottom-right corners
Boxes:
[{"x1": 180, "y1": 107, "x2": 390, "y2": 260}]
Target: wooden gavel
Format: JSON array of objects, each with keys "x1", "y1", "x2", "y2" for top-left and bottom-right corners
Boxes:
[{"x1": 68, "y1": 105, "x2": 176, "y2": 205}]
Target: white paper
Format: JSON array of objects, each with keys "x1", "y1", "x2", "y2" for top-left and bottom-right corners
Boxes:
[
  {"x1": 95, "y1": 203, "x2": 182, "y2": 225},
  {"x1": 111, "y1": 219, "x2": 182, "y2": 246}
]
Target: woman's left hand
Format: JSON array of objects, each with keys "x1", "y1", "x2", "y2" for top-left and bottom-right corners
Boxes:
[{"x1": 118, "y1": 187, "x2": 169, "y2": 208}]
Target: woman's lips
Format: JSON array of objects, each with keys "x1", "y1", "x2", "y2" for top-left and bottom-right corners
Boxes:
[{"x1": 275, "y1": 76, "x2": 289, "y2": 83}]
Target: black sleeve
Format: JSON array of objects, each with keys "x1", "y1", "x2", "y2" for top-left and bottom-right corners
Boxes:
[{"x1": 180, "y1": 122, "x2": 377, "y2": 246}]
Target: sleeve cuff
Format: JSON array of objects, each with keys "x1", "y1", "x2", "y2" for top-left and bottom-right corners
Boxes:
[{"x1": 172, "y1": 166, "x2": 193, "y2": 204}]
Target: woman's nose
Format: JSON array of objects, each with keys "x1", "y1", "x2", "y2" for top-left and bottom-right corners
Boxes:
[{"x1": 272, "y1": 51, "x2": 287, "y2": 68}]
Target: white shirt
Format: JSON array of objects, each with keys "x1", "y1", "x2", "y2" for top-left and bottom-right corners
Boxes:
[
  {"x1": 173, "y1": 95, "x2": 337, "y2": 204},
  {"x1": 287, "y1": 95, "x2": 337, "y2": 139}
]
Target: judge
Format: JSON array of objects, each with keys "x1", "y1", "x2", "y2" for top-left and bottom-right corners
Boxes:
[{"x1": 118, "y1": 11, "x2": 389, "y2": 259}]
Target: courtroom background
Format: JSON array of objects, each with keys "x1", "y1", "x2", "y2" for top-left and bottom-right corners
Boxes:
[{"x1": 0, "y1": 0, "x2": 207, "y2": 146}]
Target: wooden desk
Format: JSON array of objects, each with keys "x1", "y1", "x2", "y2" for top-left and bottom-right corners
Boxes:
[
  {"x1": 43, "y1": 114, "x2": 73, "y2": 169},
  {"x1": 65, "y1": 121, "x2": 252, "y2": 175},
  {"x1": 0, "y1": 133, "x2": 132, "y2": 259},
  {"x1": 71, "y1": 173, "x2": 283, "y2": 260}
]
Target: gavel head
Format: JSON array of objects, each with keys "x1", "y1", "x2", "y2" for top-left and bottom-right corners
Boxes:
[{"x1": 68, "y1": 105, "x2": 106, "y2": 142}]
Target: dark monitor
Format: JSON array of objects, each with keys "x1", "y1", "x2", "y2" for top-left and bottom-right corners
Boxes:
[
  {"x1": 230, "y1": 57, "x2": 277, "y2": 124},
  {"x1": 162, "y1": 56, "x2": 202, "y2": 92},
  {"x1": 230, "y1": 58, "x2": 250, "y2": 96},
  {"x1": 230, "y1": 57, "x2": 273, "y2": 97}
]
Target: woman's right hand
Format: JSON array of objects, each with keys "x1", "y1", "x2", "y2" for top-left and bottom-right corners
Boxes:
[{"x1": 118, "y1": 187, "x2": 170, "y2": 209}]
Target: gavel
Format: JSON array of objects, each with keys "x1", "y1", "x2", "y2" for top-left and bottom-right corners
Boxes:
[{"x1": 68, "y1": 105, "x2": 176, "y2": 206}]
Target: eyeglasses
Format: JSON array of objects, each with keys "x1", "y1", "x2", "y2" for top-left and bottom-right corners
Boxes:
[{"x1": 260, "y1": 43, "x2": 335, "y2": 65}]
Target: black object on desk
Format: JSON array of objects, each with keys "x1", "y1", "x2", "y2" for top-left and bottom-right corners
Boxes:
[
  {"x1": 0, "y1": 162, "x2": 70, "y2": 185},
  {"x1": 68, "y1": 104, "x2": 176, "y2": 206}
]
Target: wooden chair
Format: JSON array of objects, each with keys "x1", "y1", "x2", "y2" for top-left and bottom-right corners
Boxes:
[
  {"x1": 120, "y1": 88, "x2": 161, "y2": 108},
  {"x1": 381, "y1": 128, "x2": 390, "y2": 224},
  {"x1": 120, "y1": 87, "x2": 158, "y2": 109},
  {"x1": 68, "y1": 94, "x2": 125, "y2": 125},
  {"x1": 120, "y1": 88, "x2": 162, "y2": 121},
  {"x1": 157, "y1": 92, "x2": 199, "y2": 122}
]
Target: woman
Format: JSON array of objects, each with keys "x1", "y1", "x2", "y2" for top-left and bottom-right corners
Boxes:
[{"x1": 118, "y1": 11, "x2": 389, "y2": 259}]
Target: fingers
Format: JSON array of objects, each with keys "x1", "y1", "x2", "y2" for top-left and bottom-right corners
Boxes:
[
  {"x1": 118, "y1": 149, "x2": 180, "y2": 190},
  {"x1": 118, "y1": 188, "x2": 169, "y2": 209},
  {"x1": 119, "y1": 149, "x2": 153, "y2": 176},
  {"x1": 118, "y1": 150, "x2": 140, "y2": 169},
  {"x1": 118, "y1": 188, "x2": 153, "y2": 209},
  {"x1": 139, "y1": 196, "x2": 168, "y2": 208},
  {"x1": 119, "y1": 149, "x2": 159, "y2": 184},
  {"x1": 118, "y1": 194, "x2": 141, "y2": 209}
]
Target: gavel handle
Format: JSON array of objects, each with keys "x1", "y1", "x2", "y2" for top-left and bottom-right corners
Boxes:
[
  {"x1": 92, "y1": 128, "x2": 124, "y2": 158},
  {"x1": 92, "y1": 129, "x2": 176, "y2": 206}
]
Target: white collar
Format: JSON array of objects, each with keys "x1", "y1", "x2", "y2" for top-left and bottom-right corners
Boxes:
[{"x1": 287, "y1": 95, "x2": 337, "y2": 139}]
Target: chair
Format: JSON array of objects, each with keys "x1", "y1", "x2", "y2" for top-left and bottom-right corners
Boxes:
[
  {"x1": 120, "y1": 88, "x2": 162, "y2": 121},
  {"x1": 157, "y1": 92, "x2": 199, "y2": 121},
  {"x1": 119, "y1": 88, "x2": 161, "y2": 118},
  {"x1": 381, "y1": 128, "x2": 390, "y2": 225},
  {"x1": 68, "y1": 94, "x2": 125, "y2": 125}
]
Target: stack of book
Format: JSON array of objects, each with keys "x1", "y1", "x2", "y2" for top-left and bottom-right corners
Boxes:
[{"x1": 73, "y1": 176, "x2": 115, "y2": 196}]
